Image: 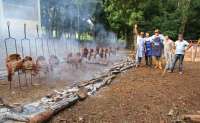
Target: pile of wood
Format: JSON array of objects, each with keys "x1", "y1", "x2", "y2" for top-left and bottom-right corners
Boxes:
[{"x1": 0, "y1": 57, "x2": 135, "y2": 123}]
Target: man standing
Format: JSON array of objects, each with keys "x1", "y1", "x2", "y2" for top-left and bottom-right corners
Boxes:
[
  {"x1": 134, "y1": 24, "x2": 145, "y2": 67},
  {"x1": 169, "y1": 34, "x2": 192, "y2": 74},
  {"x1": 163, "y1": 36, "x2": 174, "y2": 71},
  {"x1": 151, "y1": 29, "x2": 164, "y2": 70},
  {"x1": 144, "y1": 32, "x2": 152, "y2": 67}
]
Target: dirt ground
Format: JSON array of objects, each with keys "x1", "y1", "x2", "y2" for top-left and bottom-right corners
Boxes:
[
  {"x1": 49, "y1": 61, "x2": 200, "y2": 123},
  {"x1": 0, "y1": 49, "x2": 200, "y2": 123}
]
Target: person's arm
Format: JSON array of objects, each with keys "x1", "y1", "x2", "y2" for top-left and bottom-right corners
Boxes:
[
  {"x1": 186, "y1": 41, "x2": 193, "y2": 51},
  {"x1": 134, "y1": 24, "x2": 139, "y2": 36},
  {"x1": 171, "y1": 40, "x2": 175, "y2": 53},
  {"x1": 159, "y1": 34, "x2": 165, "y2": 42},
  {"x1": 198, "y1": 39, "x2": 200, "y2": 46},
  {"x1": 173, "y1": 41, "x2": 177, "y2": 51},
  {"x1": 144, "y1": 40, "x2": 146, "y2": 52}
]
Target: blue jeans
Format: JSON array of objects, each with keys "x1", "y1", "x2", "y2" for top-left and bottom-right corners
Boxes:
[{"x1": 171, "y1": 54, "x2": 184, "y2": 72}]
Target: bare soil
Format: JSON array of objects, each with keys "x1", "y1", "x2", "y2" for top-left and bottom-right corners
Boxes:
[{"x1": 49, "y1": 61, "x2": 200, "y2": 123}]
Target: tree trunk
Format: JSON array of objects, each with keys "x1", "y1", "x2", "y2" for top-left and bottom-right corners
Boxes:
[{"x1": 179, "y1": 0, "x2": 191, "y2": 34}]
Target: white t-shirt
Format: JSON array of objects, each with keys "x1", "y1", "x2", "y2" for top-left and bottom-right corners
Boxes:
[
  {"x1": 137, "y1": 36, "x2": 144, "y2": 45},
  {"x1": 175, "y1": 40, "x2": 189, "y2": 54}
]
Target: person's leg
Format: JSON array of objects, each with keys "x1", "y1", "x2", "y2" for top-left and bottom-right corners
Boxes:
[
  {"x1": 149, "y1": 56, "x2": 152, "y2": 67},
  {"x1": 162, "y1": 53, "x2": 170, "y2": 75},
  {"x1": 135, "y1": 52, "x2": 139, "y2": 66},
  {"x1": 154, "y1": 56, "x2": 158, "y2": 68},
  {"x1": 155, "y1": 56, "x2": 160, "y2": 69},
  {"x1": 158, "y1": 56, "x2": 162, "y2": 70},
  {"x1": 170, "y1": 54, "x2": 179, "y2": 72},
  {"x1": 165, "y1": 52, "x2": 170, "y2": 70},
  {"x1": 168, "y1": 53, "x2": 172, "y2": 70},
  {"x1": 152, "y1": 56, "x2": 155, "y2": 66},
  {"x1": 178, "y1": 54, "x2": 185, "y2": 73},
  {"x1": 145, "y1": 55, "x2": 148, "y2": 65},
  {"x1": 138, "y1": 57, "x2": 142, "y2": 65}
]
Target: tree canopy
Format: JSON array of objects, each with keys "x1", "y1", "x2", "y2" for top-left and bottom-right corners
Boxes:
[{"x1": 40, "y1": 0, "x2": 200, "y2": 45}]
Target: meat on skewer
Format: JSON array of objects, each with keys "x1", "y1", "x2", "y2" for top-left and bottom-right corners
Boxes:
[
  {"x1": 87, "y1": 48, "x2": 94, "y2": 61},
  {"x1": 48, "y1": 55, "x2": 60, "y2": 71},
  {"x1": 65, "y1": 52, "x2": 82, "y2": 69},
  {"x1": 82, "y1": 48, "x2": 89, "y2": 58},
  {"x1": 36, "y1": 56, "x2": 49, "y2": 75},
  {"x1": 6, "y1": 54, "x2": 37, "y2": 82}
]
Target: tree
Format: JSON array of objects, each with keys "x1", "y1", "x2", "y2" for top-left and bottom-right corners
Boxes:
[{"x1": 40, "y1": 0, "x2": 200, "y2": 43}]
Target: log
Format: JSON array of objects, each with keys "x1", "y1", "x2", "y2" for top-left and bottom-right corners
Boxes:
[
  {"x1": 78, "y1": 75, "x2": 106, "y2": 87},
  {"x1": 103, "y1": 75, "x2": 116, "y2": 85},
  {"x1": 111, "y1": 70, "x2": 121, "y2": 74},
  {"x1": 0, "y1": 110, "x2": 28, "y2": 122},
  {"x1": 120, "y1": 64, "x2": 134, "y2": 72},
  {"x1": 183, "y1": 115, "x2": 200, "y2": 123},
  {"x1": 29, "y1": 110, "x2": 54, "y2": 123}
]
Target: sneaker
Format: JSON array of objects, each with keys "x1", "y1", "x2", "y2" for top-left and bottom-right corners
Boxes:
[{"x1": 179, "y1": 72, "x2": 183, "y2": 75}]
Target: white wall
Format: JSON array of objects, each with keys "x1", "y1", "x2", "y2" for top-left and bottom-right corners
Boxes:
[
  {"x1": 0, "y1": 0, "x2": 41, "y2": 69},
  {"x1": 0, "y1": 0, "x2": 41, "y2": 39}
]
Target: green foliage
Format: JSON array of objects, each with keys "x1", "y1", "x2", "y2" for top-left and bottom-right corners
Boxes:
[
  {"x1": 103, "y1": 0, "x2": 200, "y2": 41},
  {"x1": 40, "y1": 0, "x2": 200, "y2": 41}
]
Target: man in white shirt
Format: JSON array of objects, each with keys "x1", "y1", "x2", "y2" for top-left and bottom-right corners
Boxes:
[{"x1": 170, "y1": 34, "x2": 192, "y2": 74}]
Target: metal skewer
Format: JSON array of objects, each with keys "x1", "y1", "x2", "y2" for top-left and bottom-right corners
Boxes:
[
  {"x1": 4, "y1": 21, "x2": 21, "y2": 89},
  {"x1": 22, "y1": 23, "x2": 34, "y2": 85},
  {"x1": 20, "y1": 23, "x2": 29, "y2": 86},
  {"x1": 35, "y1": 25, "x2": 39, "y2": 59}
]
